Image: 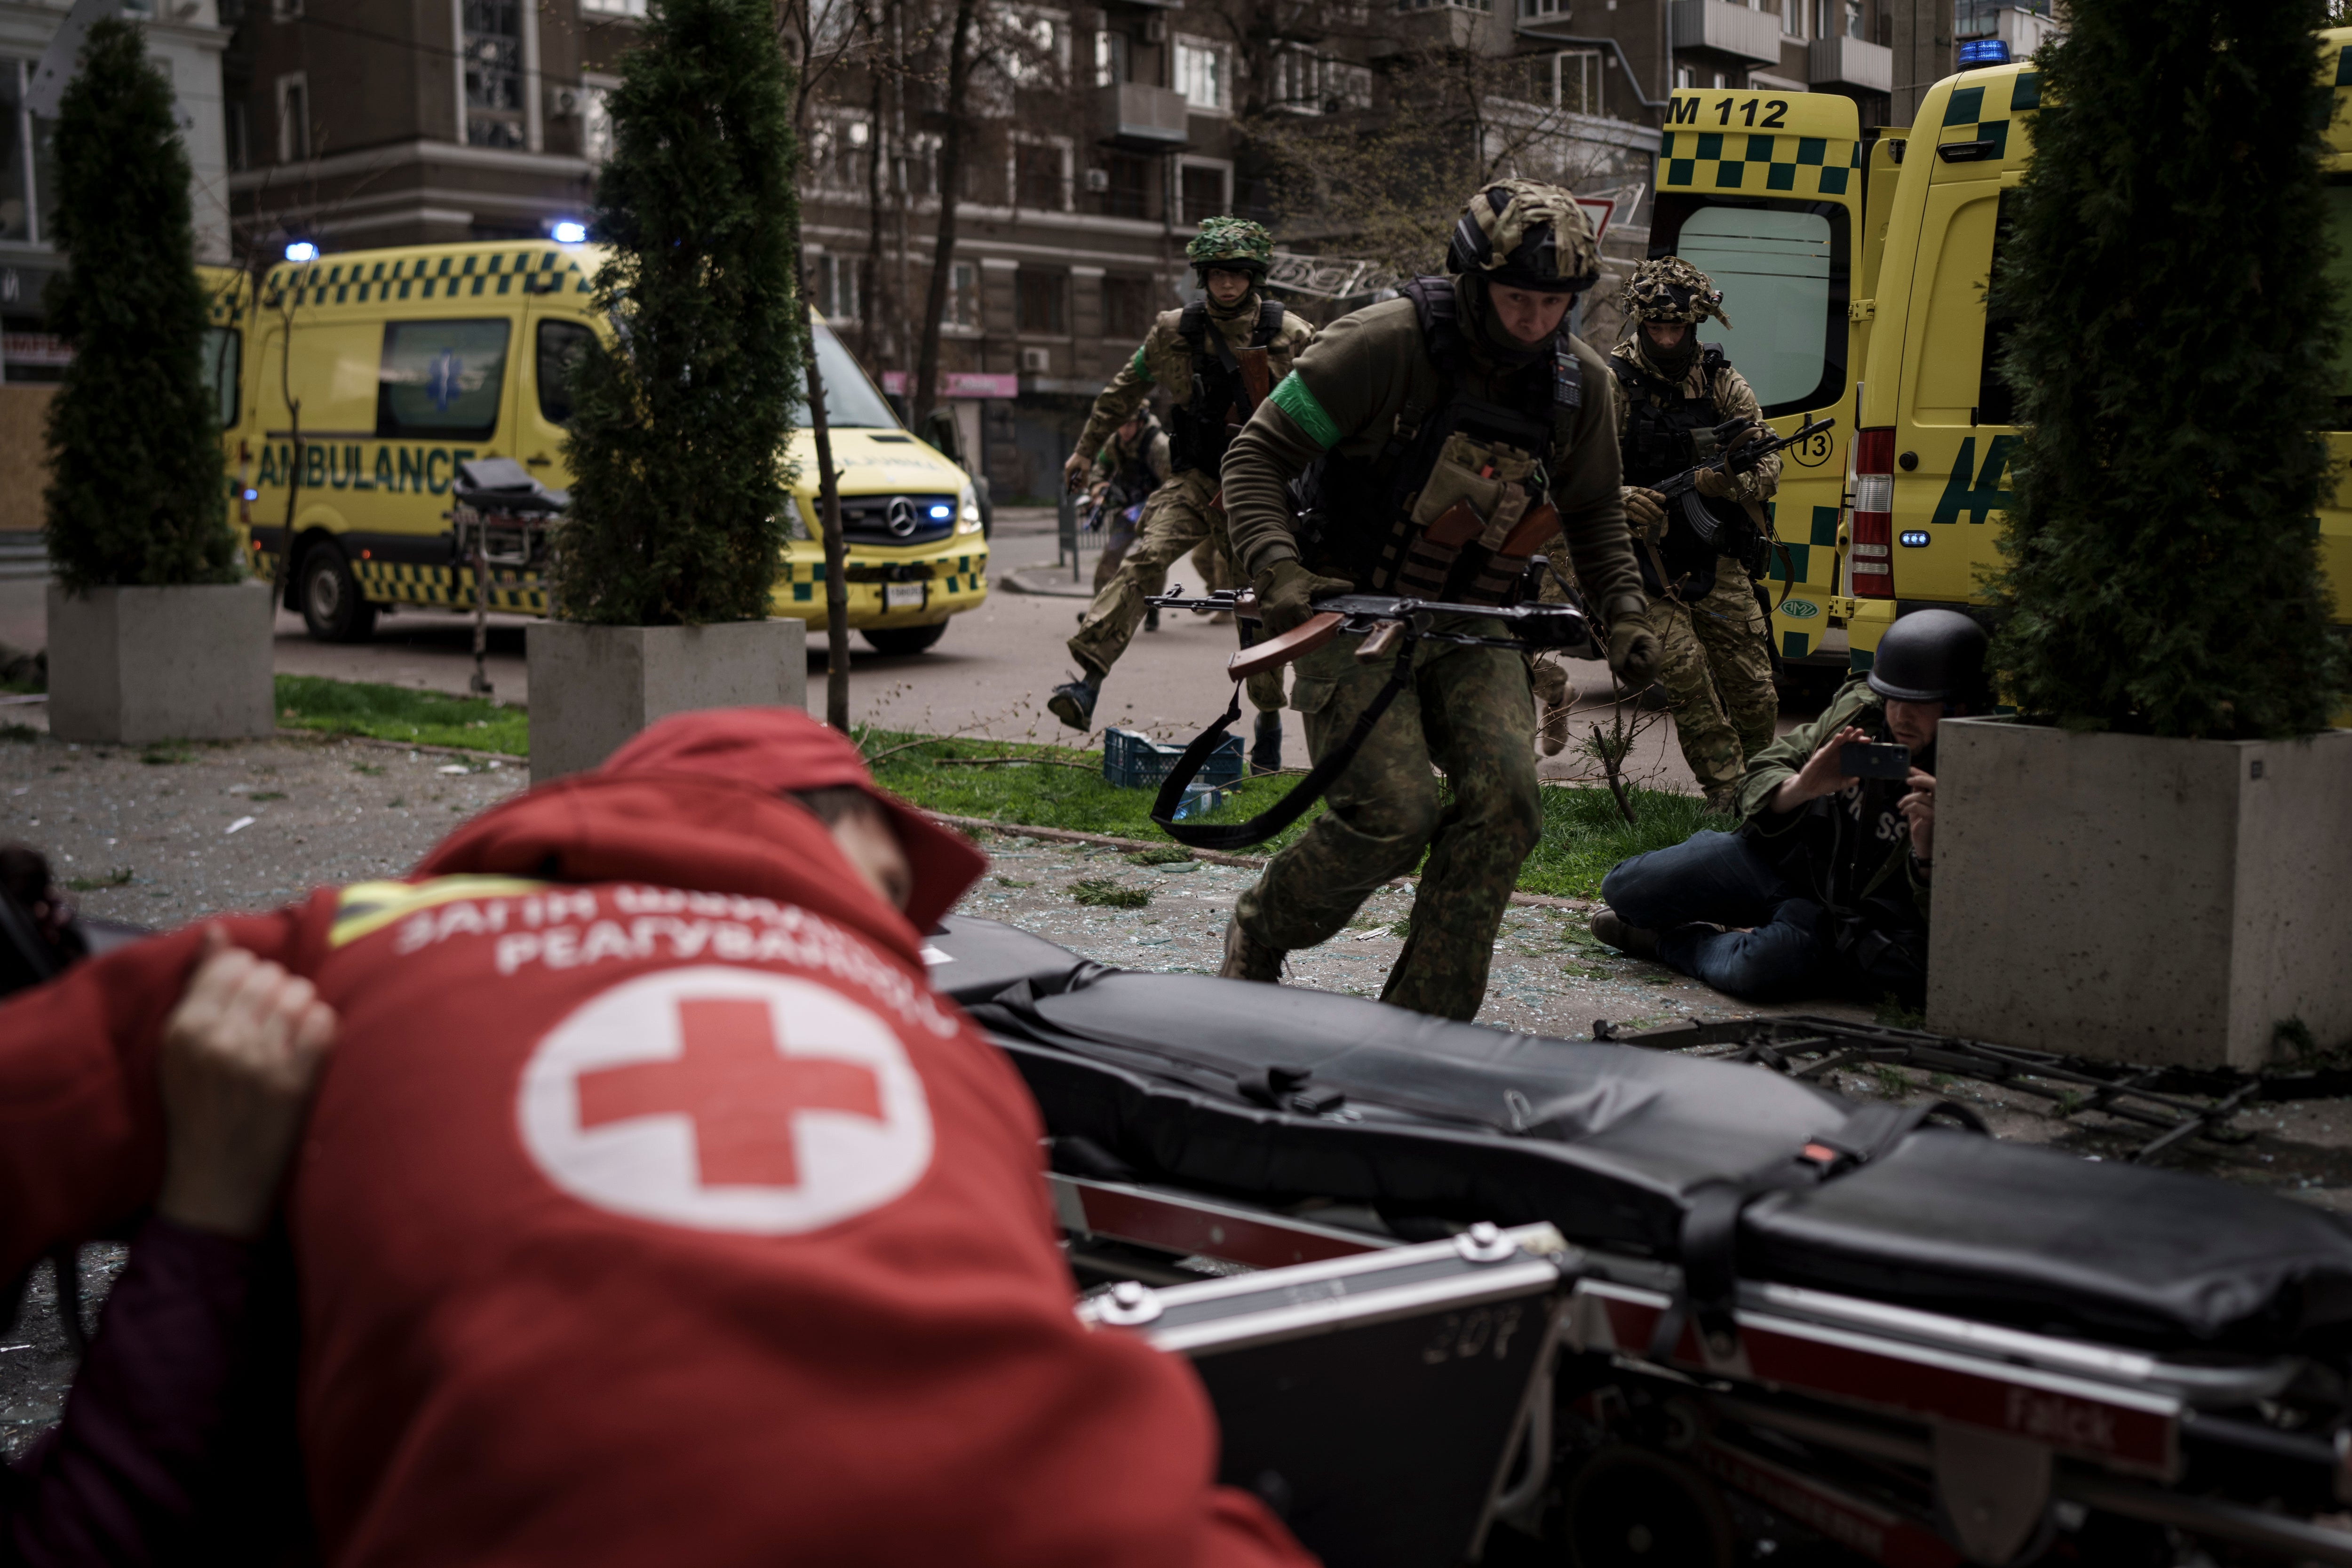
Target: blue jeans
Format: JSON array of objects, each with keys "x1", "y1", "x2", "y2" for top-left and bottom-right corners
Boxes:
[{"x1": 1600, "y1": 830, "x2": 1842, "y2": 1003}]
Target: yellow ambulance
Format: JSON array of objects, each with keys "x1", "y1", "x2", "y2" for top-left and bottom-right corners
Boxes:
[
  {"x1": 1845, "y1": 37, "x2": 2352, "y2": 657},
  {"x1": 1646, "y1": 86, "x2": 1865, "y2": 681},
  {"x1": 203, "y1": 239, "x2": 988, "y2": 653}
]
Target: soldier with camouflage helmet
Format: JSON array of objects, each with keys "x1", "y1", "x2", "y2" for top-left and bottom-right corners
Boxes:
[
  {"x1": 1047, "y1": 217, "x2": 1316, "y2": 773},
  {"x1": 1609, "y1": 255, "x2": 1783, "y2": 812},
  {"x1": 1211, "y1": 179, "x2": 1660, "y2": 1021}
]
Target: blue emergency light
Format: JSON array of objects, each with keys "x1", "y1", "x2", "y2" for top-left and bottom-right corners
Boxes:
[
  {"x1": 927, "y1": 503, "x2": 954, "y2": 520},
  {"x1": 284, "y1": 240, "x2": 319, "y2": 263},
  {"x1": 551, "y1": 220, "x2": 588, "y2": 244},
  {"x1": 1899, "y1": 530, "x2": 1932, "y2": 548},
  {"x1": 1956, "y1": 39, "x2": 2010, "y2": 65}
]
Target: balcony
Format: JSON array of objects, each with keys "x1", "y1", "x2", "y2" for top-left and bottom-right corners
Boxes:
[
  {"x1": 1668, "y1": 0, "x2": 1782, "y2": 65},
  {"x1": 1810, "y1": 33, "x2": 1893, "y2": 92},
  {"x1": 1095, "y1": 83, "x2": 1191, "y2": 148}
]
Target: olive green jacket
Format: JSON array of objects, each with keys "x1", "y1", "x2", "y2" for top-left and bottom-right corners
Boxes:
[
  {"x1": 1736, "y1": 677, "x2": 1932, "y2": 922},
  {"x1": 1069, "y1": 293, "x2": 1317, "y2": 466},
  {"x1": 1219, "y1": 296, "x2": 1646, "y2": 623}
]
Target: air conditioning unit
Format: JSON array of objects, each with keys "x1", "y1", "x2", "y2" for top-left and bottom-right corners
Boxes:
[
  {"x1": 548, "y1": 86, "x2": 583, "y2": 117},
  {"x1": 1019, "y1": 346, "x2": 1052, "y2": 373},
  {"x1": 1142, "y1": 16, "x2": 1167, "y2": 43},
  {"x1": 1084, "y1": 167, "x2": 1111, "y2": 192}
]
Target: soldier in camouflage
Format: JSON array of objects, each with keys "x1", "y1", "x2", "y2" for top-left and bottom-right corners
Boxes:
[
  {"x1": 1048, "y1": 217, "x2": 1316, "y2": 773},
  {"x1": 1213, "y1": 180, "x2": 1659, "y2": 1020},
  {"x1": 1083, "y1": 409, "x2": 1170, "y2": 591},
  {"x1": 1610, "y1": 257, "x2": 1781, "y2": 812}
]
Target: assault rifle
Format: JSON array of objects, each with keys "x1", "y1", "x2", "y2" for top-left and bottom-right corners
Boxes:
[
  {"x1": 1654, "y1": 415, "x2": 1834, "y2": 543},
  {"x1": 1136, "y1": 579, "x2": 1593, "y2": 850}
]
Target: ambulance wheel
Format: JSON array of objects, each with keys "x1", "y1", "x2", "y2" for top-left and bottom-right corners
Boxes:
[
  {"x1": 862, "y1": 623, "x2": 946, "y2": 656},
  {"x1": 1561, "y1": 1448, "x2": 1733, "y2": 1568},
  {"x1": 298, "y1": 545, "x2": 376, "y2": 643}
]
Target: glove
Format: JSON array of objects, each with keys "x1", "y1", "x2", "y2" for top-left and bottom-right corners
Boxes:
[
  {"x1": 1605, "y1": 604, "x2": 1661, "y2": 689},
  {"x1": 1693, "y1": 466, "x2": 1735, "y2": 500},
  {"x1": 1622, "y1": 486, "x2": 1667, "y2": 538},
  {"x1": 1254, "y1": 559, "x2": 1356, "y2": 636},
  {"x1": 1062, "y1": 453, "x2": 1092, "y2": 493}
]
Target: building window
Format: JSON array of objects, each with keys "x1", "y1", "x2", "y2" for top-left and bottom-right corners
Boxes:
[
  {"x1": 1001, "y1": 6, "x2": 1072, "y2": 87},
  {"x1": 1016, "y1": 268, "x2": 1067, "y2": 334},
  {"x1": 1099, "y1": 152, "x2": 1149, "y2": 219},
  {"x1": 1546, "y1": 48, "x2": 1601, "y2": 111},
  {"x1": 1012, "y1": 139, "x2": 1069, "y2": 210},
  {"x1": 0, "y1": 60, "x2": 57, "y2": 246},
  {"x1": 1271, "y1": 47, "x2": 1372, "y2": 114},
  {"x1": 942, "y1": 260, "x2": 980, "y2": 329},
  {"x1": 1674, "y1": 64, "x2": 1696, "y2": 88},
  {"x1": 1093, "y1": 28, "x2": 1128, "y2": 87},
  {"x1": 1782, "y1": 0, "x2": 1804, "y2": 35},
  {"x1": 462, "y1": 0, "x2": 526, "y2": 149},
  {"x1": 1178, "y1": 162, "x2": 1229, "y2": 225},
  {"x1": 580, "y1": 0, "x2": 647, "y2": 15},
  {"x1": 812, "y1": 118, "x2": 871, "y2": 191},
  {"x1": 1102, "y1": 276, "x2": 1154, "y2": 341},
  {"x1": 1518, "y1": 0, "x2": 1569, "y2": 17},
  {"x1": 1398, "y1": 0, "x2": 1491, "y2": 14},
  {"x1": 276, "y1": 72, "x2": 310, "y2": 163},
  {"x1": 581, "y1": 77, "x2": 617, "y2": 163},
  {"x1": 1174, "y1": 36, "x2": 1231, "y2": 112},
  {"x1": 812, "y1": 254, "x2": 862, "y2": 322}
]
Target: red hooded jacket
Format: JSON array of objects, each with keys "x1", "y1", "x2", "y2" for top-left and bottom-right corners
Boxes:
[{"x1": 0, "y1": 709, "x2": 1309, "y2": 1568}]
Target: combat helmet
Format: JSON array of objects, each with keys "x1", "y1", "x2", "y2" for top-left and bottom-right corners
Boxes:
[
  {"x1": 1185, "y1": 216, "x2": 1273, "y2": 281},
  {"x1": 1445, "y1": 179, "x2": 1601, "y2": 294},
  {"x1": 1622, "y1": 257, "x2": 1732, "y2": 328},
  {"x1": 1867, "y1": 608, "x2": 1991, "y2": 706}
]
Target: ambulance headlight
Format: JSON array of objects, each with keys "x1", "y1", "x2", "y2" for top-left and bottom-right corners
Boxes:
[
  {"x1": 551, "y1": 220, "x2": 588, "y2": 244},
  {"x1": 956, "y1": 482, "x2": 982, "y2": 534},
  {"x1": 284, "y1": 240, "x2": 318, "y2": 263}
]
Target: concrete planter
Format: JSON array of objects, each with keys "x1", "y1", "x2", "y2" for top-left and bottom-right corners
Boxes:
[
  {"x1": 527, "y1": 619, "x2": 809, "y2": 783},
  {"x1": 1926, "y1": 717, "x2": 2352, "y2": 1069},
  {"x1": 45, "y1": 581, "x2": 275, "y2": 745}
]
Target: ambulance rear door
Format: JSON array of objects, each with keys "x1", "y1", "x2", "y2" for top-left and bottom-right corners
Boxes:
[
  {"x1": 1652, "y1": 88, "x2": 1862, "y2": 668},
  {"x1": 2315, "y1": 28, "x2": 2352, "y2": 626}
]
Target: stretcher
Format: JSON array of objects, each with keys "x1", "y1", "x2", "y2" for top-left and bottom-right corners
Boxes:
[{"x1": 927, "y1": 915, "x2": 2352, "y2": 1568}]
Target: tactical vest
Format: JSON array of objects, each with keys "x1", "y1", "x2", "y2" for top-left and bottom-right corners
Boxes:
[
  {"x1": 1611, "y1": 345, "x2": 1754, "y2": 599},
  {"x1": 1166, "y1": 298, "x2": 1287, "y2": 476},
  {"x1": 1296, "y1": 277, "x2": 1582, "y2": 607},
  {"x1": 1102, "y1": 423, "x2": 1162, "y2": 510}
]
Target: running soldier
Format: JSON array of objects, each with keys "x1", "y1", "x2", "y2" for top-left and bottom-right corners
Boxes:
[
  {"x1": 1216, "y1": 180, "x2": 1660, "y2": 1019},
  {"x1": 1048, "y1": 217, "x2": 1316, "y2": 775},
  {"x1": 1610, "y1": 258, "x2": 1782, "y2": 811},
  {"x1": 1082, "y1": 408, "x2": 1169, "y2": 595}
]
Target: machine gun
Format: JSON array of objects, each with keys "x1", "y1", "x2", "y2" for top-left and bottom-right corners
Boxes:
[
  {"x1": 1653, "y1": 414, "x2": 1833, "y2": 544},
  {"x1": 1136, "y1": 579, "x2": 1592, "y2": 851}
]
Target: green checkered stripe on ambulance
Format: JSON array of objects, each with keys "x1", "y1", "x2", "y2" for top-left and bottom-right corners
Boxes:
[
  {"x1": 1660, "y1": 133, "x2": 1859, "y2": 196},
  {"x1": 1938, "y1": 71, "x2": 2040, "y2": 157}
]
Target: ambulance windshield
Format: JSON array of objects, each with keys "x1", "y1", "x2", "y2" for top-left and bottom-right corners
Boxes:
[
  {"x1": 812, "y1": 322, "x2": 901, "y2": 430},
  {"x1": 1674, "y1": 206, "x2": 1836, "y2": 413}
]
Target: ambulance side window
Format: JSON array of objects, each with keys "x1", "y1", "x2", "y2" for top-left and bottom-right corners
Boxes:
[
  {"x1": 535, "y1": 319, "x2": 594, "y2": 426},
  {"x1": 204, "y1": 326, "x2": 240, "y2": 428},
  {"x1": 376, "y1": 319, "x2": 511, "y2": 440},
  {"x1": 1976, "y1": 190, "x2": 2018, "y2": 428}
]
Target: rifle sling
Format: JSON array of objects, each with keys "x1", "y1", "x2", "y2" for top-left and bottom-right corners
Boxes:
[{"x1": 1151, "y1": 640, "x2": 1416, "y2": 851}]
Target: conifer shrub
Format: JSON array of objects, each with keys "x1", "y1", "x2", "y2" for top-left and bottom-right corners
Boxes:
[
  {"x1": 41, "y1": 19, "x2": 235, "y2": 592},
  {"x1": 549, "y1": 0, "x2": 800, "y2": 625},
  {"x1": 1988, "y1": 0, "x2": 2348, "y2": 737}
]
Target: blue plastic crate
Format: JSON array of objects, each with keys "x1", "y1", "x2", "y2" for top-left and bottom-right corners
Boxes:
[{"x1": 1102, "y1": 726, "x2": 1243, "y2": 791}]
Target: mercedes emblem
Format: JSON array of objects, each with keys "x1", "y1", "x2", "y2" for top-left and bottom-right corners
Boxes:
[{"x1": 885, "y1": 497, "x2": 918, "y2": 538}]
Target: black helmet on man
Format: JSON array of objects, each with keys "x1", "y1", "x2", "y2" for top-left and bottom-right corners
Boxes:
[
  {"x1": 1445, "y1": 180, "x2": 1601, "y2": 295},
  {"x1": 1867, "y1": 608, "x2": 1990, "y2": 706}
]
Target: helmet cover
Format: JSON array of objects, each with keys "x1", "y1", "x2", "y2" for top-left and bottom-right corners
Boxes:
[
  {"x1": 1446, "y1": 179, "x2": 1600, "y2": 294},
  {"x1": 1622, "y1": 257, "x2": 1731, "y2": 328},
  {"x1": 1185, "y1": 216, "x2": 1274, "y2": 276}
]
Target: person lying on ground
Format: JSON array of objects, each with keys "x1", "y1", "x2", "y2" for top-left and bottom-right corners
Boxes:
[
  {"x1": 0, "y1": 708, "x2": 1313, "y2": 1568},
  {"x1": 5, "y1": 929, "x2": 335, "y2": 1568},
  {"x1": 1585, "y1": 609, "x2": 1990, "y2": 1008}
]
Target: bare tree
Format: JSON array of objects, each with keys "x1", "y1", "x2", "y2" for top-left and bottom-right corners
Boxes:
[{"x1": 911, "y1": 0, "x2": 977, "y2": 424}]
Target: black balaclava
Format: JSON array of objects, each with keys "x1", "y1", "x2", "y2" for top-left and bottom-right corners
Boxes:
[{"x1": 1636, "y1": 319, "x2": 1700, "y2": 383}]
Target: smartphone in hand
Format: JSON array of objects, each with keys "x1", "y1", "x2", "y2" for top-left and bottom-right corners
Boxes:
[{"x1": 1839, "y1": 741, "x2": 1912, "y2": 780}]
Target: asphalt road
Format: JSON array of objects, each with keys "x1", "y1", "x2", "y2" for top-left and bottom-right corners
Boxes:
[{"x1": 0, "y1": 512, "x2": 1824, "y2": 791}]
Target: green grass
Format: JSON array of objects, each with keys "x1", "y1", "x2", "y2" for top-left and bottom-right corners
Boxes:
[
  {"x1": 1069, "y1": 877, "x2": 1152, "y2": 908},
  {"x1": 860, "y1": 727, "x2": 1712, "y2": 899},
  {"x1": 274, "y1": 675, "x2": 526, "y2": 755},
  {"x1": 65, "y1": 867, "x2": 133, "y2": 891}
]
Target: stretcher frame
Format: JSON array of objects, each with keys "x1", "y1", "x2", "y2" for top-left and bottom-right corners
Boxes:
[{"x1": 1052, "y1": 1172, "x2": 2352, "y2": 1567}]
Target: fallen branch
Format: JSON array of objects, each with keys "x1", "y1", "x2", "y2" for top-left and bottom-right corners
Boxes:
[{"x1": 932, "y1": 756, "x2": 1097, "y2": 772}]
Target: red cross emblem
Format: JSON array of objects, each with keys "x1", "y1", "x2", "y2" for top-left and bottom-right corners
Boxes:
[{"x1": 520, "y1": 968, "x2": 933, "y2": 1234}]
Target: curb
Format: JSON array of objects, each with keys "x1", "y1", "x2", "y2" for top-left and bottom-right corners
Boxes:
[
  {"x1": 922, "y1": 812, "x2": 1595, "y2": 913},
  {"x1": 274, "y1": 727, "x2": 528, "y2": 766}
]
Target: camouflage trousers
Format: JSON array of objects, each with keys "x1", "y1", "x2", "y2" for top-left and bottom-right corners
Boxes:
[
  {"x1": 1068, "y1": 469, "x2": 1283, "y2": 712},
  {"x1": 1646, "y1": 560, "x2": 1778, "y2": 797},
  {"x1": 1235, "y1": 630, "x2": 1541, "y2": 1020}
]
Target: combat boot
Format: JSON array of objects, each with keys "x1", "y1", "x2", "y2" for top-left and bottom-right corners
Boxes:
[
  {"x1": 1589, "y1": 909, "x2": 1660, "y2": 961},
  {"x1": 1047, "y1": 673, "x2": 1100, "y2": 732},
  {"x1": 1251, "y1": 710, "x2": 1283, "y2": 775},
  {"x1": 1221, "y1": 913, "x2": 1286, "y2": 983}
]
